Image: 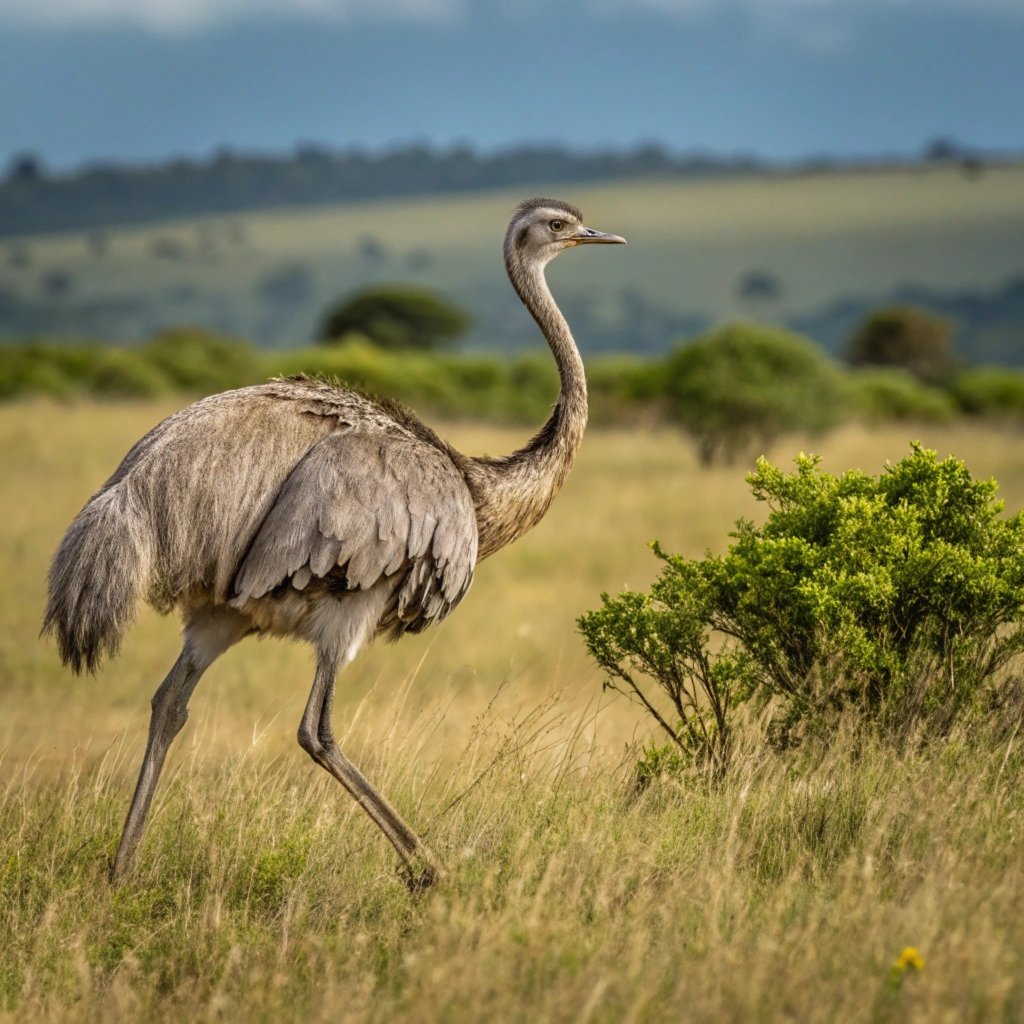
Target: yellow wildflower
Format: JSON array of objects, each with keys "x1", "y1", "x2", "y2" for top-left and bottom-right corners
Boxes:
[{"x1": 894, "y1": 946, "x2": 925, "y2": 972}]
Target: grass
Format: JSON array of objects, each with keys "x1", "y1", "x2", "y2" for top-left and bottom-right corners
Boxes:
[
  {"x1": 3, "y1": 401, "x2": 1024, "y2": 1020},
  {"x1": 4, "y1": 711, "x2": 1023, "y2": 1021},
  {"x1": 3, "y1": 164, "x2": 1023, "y2": 347}
]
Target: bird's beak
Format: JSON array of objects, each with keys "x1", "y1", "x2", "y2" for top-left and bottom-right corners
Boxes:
[{"x1": 573, "y1": 226, "x2": 627, "y2": 246}]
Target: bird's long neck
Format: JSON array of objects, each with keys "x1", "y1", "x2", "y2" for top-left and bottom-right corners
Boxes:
[{"x1": 463, "y1": 248, "x2": 588, "y2": 561}]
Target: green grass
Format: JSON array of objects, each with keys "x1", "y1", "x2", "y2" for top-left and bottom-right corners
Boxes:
[
  {"x1": 4, "y1": 711, "x2": 1022, "y2": 1021},
  {"x1": 3, "y1": 403, "x2": 1024, "y2": 1020},
  {"x1": 2, "y1": 164, "x2": 1022, "y2": 349}
]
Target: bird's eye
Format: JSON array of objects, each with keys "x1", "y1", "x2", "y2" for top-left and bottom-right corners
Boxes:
[{"x1": 549, "y1": 219, "x2": 564, "y2": 232}]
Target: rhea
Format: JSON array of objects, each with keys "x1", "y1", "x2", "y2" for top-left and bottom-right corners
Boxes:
[{"x1": 44, "y1": 199, "x2": 625, "y2": 886}]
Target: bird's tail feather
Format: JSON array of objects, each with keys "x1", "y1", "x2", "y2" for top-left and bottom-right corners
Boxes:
[{"x1": 42, "y1": 483, "x2": 153, "y2": 675}]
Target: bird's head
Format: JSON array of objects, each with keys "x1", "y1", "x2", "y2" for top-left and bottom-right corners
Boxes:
[{"x1": 503, "y1": 198, "x2": 626, "y2": 276}]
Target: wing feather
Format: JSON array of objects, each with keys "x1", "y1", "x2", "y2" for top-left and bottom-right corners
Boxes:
[
  {"x1": 308, "y1": 536, "x2": 343, "y2": 578},
  {"x1": 232, "y1": 426, "x2": 477, "y2": 634}
]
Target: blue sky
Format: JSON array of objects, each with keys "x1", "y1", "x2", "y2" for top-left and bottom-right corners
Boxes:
[{"x1": 1, "y1": 0, "x2": 1022, "y2": 171}]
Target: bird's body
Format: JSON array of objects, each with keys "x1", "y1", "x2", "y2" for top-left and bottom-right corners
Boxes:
[
  {"x1": 44, "y1": 199, "x2": 624, "y2": 886},
  {"x1": 52, "y1": 378, "x2": 478, "y2": 659}
]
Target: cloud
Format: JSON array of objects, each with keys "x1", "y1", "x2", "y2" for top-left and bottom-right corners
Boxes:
[
  {"x1": 597, "y1": 0, "x2": 1024, "y2": 15},
  {"x1": 0, "y1": 0, "x2": 1020, "y2": 33},
  {"x1": 590, "y1": 0, "x2": 1024, "y2": 53},
  {"x1": 0, "y1": 0, "x2": 467, "y2": 33}
]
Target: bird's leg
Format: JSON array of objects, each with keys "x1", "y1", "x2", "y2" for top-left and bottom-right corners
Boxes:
[
  {"x1": 110, "y1": 607, "x2": 247, "y2": 883},
  {"x1": 298, "y1": 656, "x2": 444, "y2": 890},
  {"x1": 110, "y1": 649, "x2": 205, "y2": 882}
]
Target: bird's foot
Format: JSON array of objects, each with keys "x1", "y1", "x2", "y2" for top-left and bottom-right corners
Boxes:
[{"x1": 400, "y1": 847, "x2": 445, "y2": 895}]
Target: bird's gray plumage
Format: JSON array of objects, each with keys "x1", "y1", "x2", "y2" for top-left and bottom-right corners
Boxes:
[
  {"x1": 232, "y1": 416, "x2": 477, "y2": 637},
  {"x1": 43, "y1": 199, "x2": 624, "y2": 887},
  {"x1": 45, "y1": 375, "x2": 476, "y2": 665}
]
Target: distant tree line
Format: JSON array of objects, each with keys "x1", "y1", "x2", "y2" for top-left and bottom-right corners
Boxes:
[
  {"x1": 4, "y1": 135, "x2": 1002, "y2": 239},
  {"x1": 1, "y1": 142, "x2": 771, "y2": 237}
]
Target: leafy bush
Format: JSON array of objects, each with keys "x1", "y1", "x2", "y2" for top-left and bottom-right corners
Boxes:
[
  {"x1": 849, "y1": 368, "x2": 955, "y2": 423},
  {"x1": 0, "y1": 332, "x2": 641, "y2": 424},
  {"x1": 586, "y1": 354, "x2": 665, "y2": 425},
  {"x1": 141, "y1": 326, "x2": 263, "y2": 394},
  {"x1": 0, "y1": 341, "x2": 171, "y2": 400},
  {"x1": 662, "y1": 323, "x2": 849, "y2": 466},
  {"x1": 0, "y1": 343, "x2": 75, "y2": 400},
  {"x1": 319, "y1": 285, "x2": 470, "y2": 351},
  {"x1": 948, "y1": 367, "x2": 1024, "y2": 421},
  {"x1": 845, "y1": 306, "x2": 956, "y2": 383},
  {"x1": 579, "y1": 445, "x2": 1024, "y2": 772},
  {"x1": 88, "y1": 348, "x2": 169, "y2": 398},
  {"x1": 270, "y1": 340, "x2": 566, "y2": 422}
]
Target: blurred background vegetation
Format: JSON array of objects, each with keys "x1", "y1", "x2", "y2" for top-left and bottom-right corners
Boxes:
[
  {"x1": 3, "y1": 306, "x2": 1023, "y2": 467},
  {"x1": 3, "y1": 150, "x2": 1022, "y2": 466}
]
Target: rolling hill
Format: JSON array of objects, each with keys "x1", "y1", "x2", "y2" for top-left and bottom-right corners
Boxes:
[{"x1": 2, "y1": 163, "x2": 1022, "y2": 360}]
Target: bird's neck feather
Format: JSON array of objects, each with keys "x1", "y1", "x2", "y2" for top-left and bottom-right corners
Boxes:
[{"x1": 465, "y1": 251, "x2": 588, "y2": 561}]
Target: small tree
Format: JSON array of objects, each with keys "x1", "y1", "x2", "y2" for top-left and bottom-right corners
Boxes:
[
  {"x1": 846, "y1": 306, "x2": 955, "y2": 383},
  {"x1": 319, "y1": 285, "x2": 470, "y2": 351},
  {"x1": 662, "y1": 323, "x2": 848, "y2": 466},
  {"x1": 579, "y1": 445, "x2": 1024, "y2": 774}
]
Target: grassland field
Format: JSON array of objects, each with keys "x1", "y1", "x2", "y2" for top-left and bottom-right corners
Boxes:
[
  {"x1": 4, "y1": 164, "x2": 1023, "y2": 349},
  {"x1": 2, "y1": 401, "x2": 1024, "y2": 1021}
]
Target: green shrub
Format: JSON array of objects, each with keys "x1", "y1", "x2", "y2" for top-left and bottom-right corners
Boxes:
[
  {"x1": 319, "y1": 285, "x2": 470, "y2": 351},
  {"x1": 0, "y1": 340, "x2": 173, "y2": 400},
  {"x1": 662, "y1": 323, "x2": 850, "y2": 466},
  {"x1": 632, "y1": 739, "x2": 689, "y2": 791},
  {"x1": 579, "y1": 445, "x2": 1024, "y2": 771},
  {"x1": 850, "y1": 368, "x2": 955, "y2": 422},
  {"x1": 269, "y1": 339, "x2": 474, "y2": 413},
  {"x1": 506, "y1": 352, "x2": 555, "y2": 397},
  {"x1": 586, "y1": 354, "x2": 664, "y2": 425},
  {"x1": 89, "y1": 348, "x2": 170, "y2": 398},
  {"x1": 0, "y1": 344, "x2": 74, "y2": 400},
  {"x1": 1, "y1": 326, "x2": 971, "y2": 434},
  {"x1": 845, "y1": 306, "x2": 956, "y2": 383},
  {"x1": 141, "y1": 326, "x2": 263, "y2": 394},
  {"x1": 948, "y1": 367, "x2": 1024, "y2": 421},
  {"x1": 266, "y1": 340, "x2": 557, "y2": 424}
]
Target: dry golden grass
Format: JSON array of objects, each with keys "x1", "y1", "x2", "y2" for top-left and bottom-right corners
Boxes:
[{"x1": 2, "y1": 400, "x2": 1024, "y2": 1021}]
